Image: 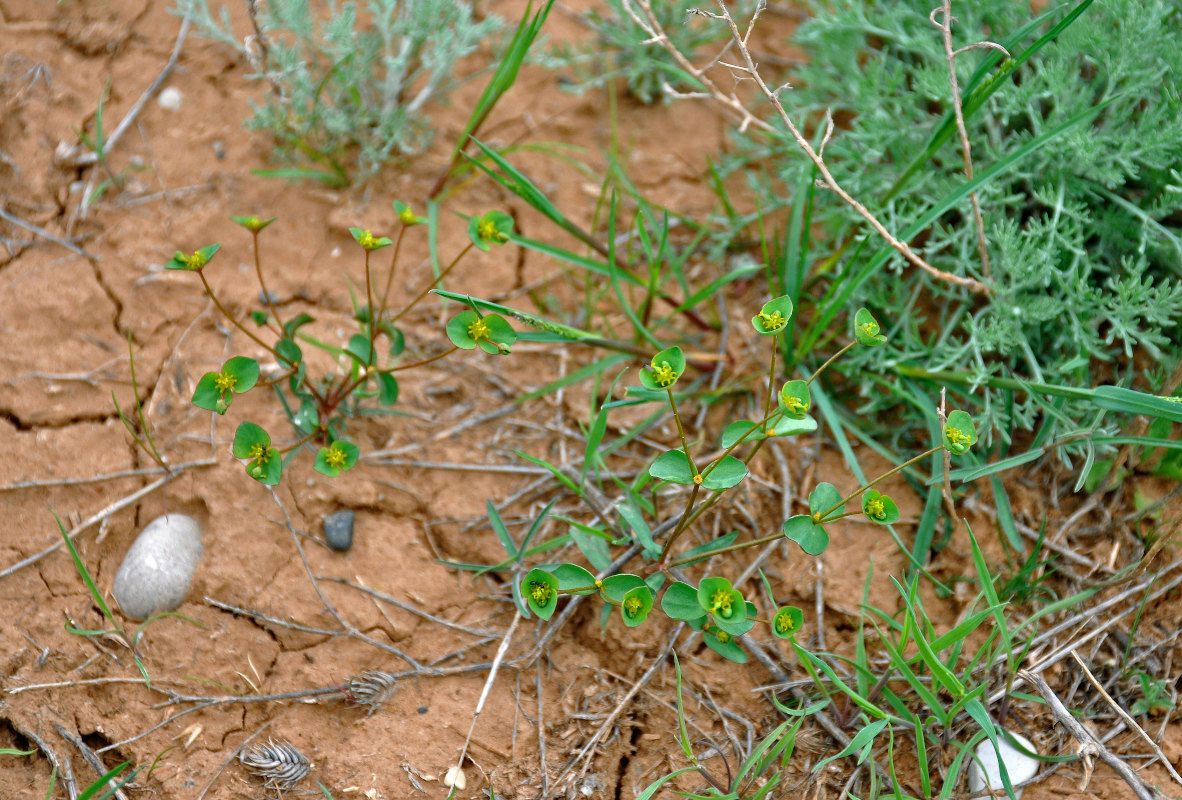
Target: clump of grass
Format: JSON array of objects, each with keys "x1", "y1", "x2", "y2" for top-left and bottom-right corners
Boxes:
[{"x1": 173, "y1": 0, "x2": 502, "y2": 183}]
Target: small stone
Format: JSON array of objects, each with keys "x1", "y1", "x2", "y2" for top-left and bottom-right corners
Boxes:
[
  {"x1": 258, "y1": 289, "x2": 281, "y2": 305},
  {"x1": 323, "y1": 510, "x2": 354, "y2": 551},
  {"x1": 157, "y1": 86, "x2": 182, "y2": 111},
  {"x1": 112, "y1": 514, "x2": 203, "y2": 620},
  {"x1": 417, "y1": 706, "x2": 428, "y2": 715}
]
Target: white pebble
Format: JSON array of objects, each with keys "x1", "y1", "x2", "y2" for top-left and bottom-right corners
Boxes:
[
  {"x1": 968, "y1": 729, "x2": 1039, "y2": 798},
  {"x1": 112, "y1": 514, "x2": 203, "y2": 620},
  {"x1": 157, "y1": 87, "x2": 183, "y2": 111},
  {"x1": 442, "y1": 766, "x2": 466, "y2": 790}
]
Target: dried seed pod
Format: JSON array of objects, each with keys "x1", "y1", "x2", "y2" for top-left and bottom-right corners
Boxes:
[
  {"x1": 343, "y1": 669, "x2": 398, "y2": 714},
  {"x1": 239, "y1": 739, "x2": 310, "y2": 790}
]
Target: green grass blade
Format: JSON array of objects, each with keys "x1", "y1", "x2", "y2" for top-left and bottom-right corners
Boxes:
[
  {"x1": 52, "y1": 510, "x2": 118, "y2": 625},
  {"x1": 887, "y1": 0, "x2": 1097, "y2": 199}
]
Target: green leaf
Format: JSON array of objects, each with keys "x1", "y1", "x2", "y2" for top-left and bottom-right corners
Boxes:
[
  {"x1": 783, "y1": 514, "x2": 830, "y2": 556},
  {"x1": 276, "y1": 338, "x2": 302, "y2": 368},
  {"x1": 703, "y1": 629, "x2": 747, "y2": 663},
  {"x1": 861, "y1": 490, "x2": 899, "y2": 525},
  {"x1": 376, "y1": 373, "x2": 399, "y2": 405},
  {"x1": 283, "y1": 313, "x2": 315, "y2": 338},
  {"x1": 700, "y1": 455, "x2": 748, "y2": 491},
  {"x1": 447, "y1": 310, "x2": 481, "y2": 349},
  {"x1": 751, "y1": 295, "x2": 794, "y2": 335},
  {"x1": 314, "y1": 441, "x2": 359, "y2": 477},
  {"x1": 808, "y1": 482, "x2": 844, "y2": 521},
  {"x1": 778, "y1": 380, "x2": 812, "y2": 419},
  {"x1": 638, "y1": 345, "x2": 685, "y2": 391},
  {"x1": 345, "y1": 334, "x2": 374, "y2": 366},
  {"x1": 476, "y1": 313, "x2": 517, "y2": 355},
  {"x1": 222, "y1": 357, "x2": 259, "y2": 391},
  {"x1": 620, "y1": 585, "x2": 654, "y2": 627},
  {"x1": 191, "y1": 372, "x2": 227, "y2": 414},
  {"x1": 553, "y1": 563, "x2": 596, "y2": 595},
  {"x1": 662, "y1": 582, "x2": 708, "y2": 621},
  {"x1": 853, "y1": 307, "x2": 887, "y2": 346},
  {"x1": 943, "y1": 410, "x2": 978, "y2": 455},
  {"x1": 649, "y1": 449, "x2": 695, "y2": 485},
  {"x1": 600, "y1": 574, "x2": 646, "y2": 604},
  {"x1": 772, "y1": 606, "x2": 804, "y2": 639},
  {"x1": 522, "y1": 568, "x2": 558, "y2": 619},
  {"x1": 232, "y1": 422, "x2": 270, "y2": 459}
]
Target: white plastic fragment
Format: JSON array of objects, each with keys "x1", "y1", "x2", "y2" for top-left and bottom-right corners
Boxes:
[{"x1": 968, "y1": 729, "x2": 1039, "y2": 798}]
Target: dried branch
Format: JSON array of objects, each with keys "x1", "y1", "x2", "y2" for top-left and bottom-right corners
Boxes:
[{"x1": 624, "y1": 0, "x2": 990, "y2": 295}]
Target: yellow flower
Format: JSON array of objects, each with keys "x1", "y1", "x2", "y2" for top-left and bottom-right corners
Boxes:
[
  {"x1": 651, "y1": 361, "x2": 677, "y2": 387},
  {"x1": 624, "y1": 595, "x2": 643, "y2": 617},
  {"x1": 324, "y1": 446, "x2": 347, "y2": 470},
  {"x1": 865, "y1": 496, "x2": 885, "y2": 519},
  {"x1": 760, "y1": 310, "x2": 786, "y2": 330},
  {"x1": 467, "y1": 318, "x2": 491, "y2": 342},
  {"x1": 709, "y1": 588, "x2": 733, "y2": 617},
  {"x1": 214, "y1": 371, "x2": 237, "y2": 392},
  {"x1": 249, "y1": 443, "x2": 269, "y2": 463}
]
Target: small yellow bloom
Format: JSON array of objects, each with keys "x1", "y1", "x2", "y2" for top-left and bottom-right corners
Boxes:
[
  {"x1": 214, "y1": 371, "x2": 237, "y2": 392},
  {"x1": 358, "y1": 230, "x2": 378, "y2": 249},
  {"x1": 774, "y1": 609, "x2": 797, "y2": 635},
  {"x1": 467, "y1": 318, "x2": 491, "y2": 342},
  {"x1": 860, "y1": 320, "x2": 880, "y2": 337},
  {"x1": 477, "y1": 219, "x2": 498, "y2": 241},
  {"x1": 716, "y1": 630, "x2": 732, "y2": 644},
  {"x1": 398, "y1": 205, "x2": 417, "y2": 225},
  {"x1": 651, "y1": 361, "x2": 677, "y2": 387},
  {"x1": 249, "y1": 443, "x2": 269, "y2": 463},
  {"x1": 186, "y1": 249, "x2": 211, "y2": 269},
  {"x1": 945, "y1": 426, "x2": 971, "y2": 448},
  {"x1": 783, "y1": 395, "x2": 808, "y2": 416},
  {"x1": 709, "y1": 588, "x2": 733, "y2": 617},
  {"x1": 624, "y1": 596, "x2": 643, "y2": 617},
  {"x1": 760, "y1": 310, "x2": 786, "y2": 330},
  {"x1": 530, "y1": 581, "x2": 553, "y2": 605},
  {"x1": 865, "y1": 497, "x2": 885, "y2": 519},
  {"x1": 324, "y1": 446, "x2": 347, "y2": 469}
]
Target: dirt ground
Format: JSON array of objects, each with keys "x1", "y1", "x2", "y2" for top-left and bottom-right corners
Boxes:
[{"x1": 1, "y1": 1, "x2": 1179, "y2": 799}]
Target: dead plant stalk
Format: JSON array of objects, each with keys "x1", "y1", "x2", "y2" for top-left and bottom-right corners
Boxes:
[{"x1": 623, "y1": 0, "x2": 990, "y2": 296}]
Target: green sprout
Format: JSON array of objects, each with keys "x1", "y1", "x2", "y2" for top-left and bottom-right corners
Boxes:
[{"x1": 349, "y1": 228, "x2": 393, "y2": 251}]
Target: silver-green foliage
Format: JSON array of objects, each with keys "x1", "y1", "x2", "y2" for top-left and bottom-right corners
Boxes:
[
  {"x1": 174, "y1": 0, "x2": 501, "y2": 178},
  {"x1": 742, "y1": 0, "x2": 1182, "y2": 455},
  {"x1": 541, "y1": 0, "x2": 747, "y2": 104}
]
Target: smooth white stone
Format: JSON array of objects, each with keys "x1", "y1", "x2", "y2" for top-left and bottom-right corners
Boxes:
[{"x1": 112, "y1": 514, "x2": 203, "y2": 620}]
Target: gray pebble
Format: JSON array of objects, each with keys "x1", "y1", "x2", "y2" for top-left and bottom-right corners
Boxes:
[
  {"x1": 323, "y1": 510, "x2": 354, "y2": 551},
  {"x1": 112, "y1": 514, "x2": 203, "y2": 620}
]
